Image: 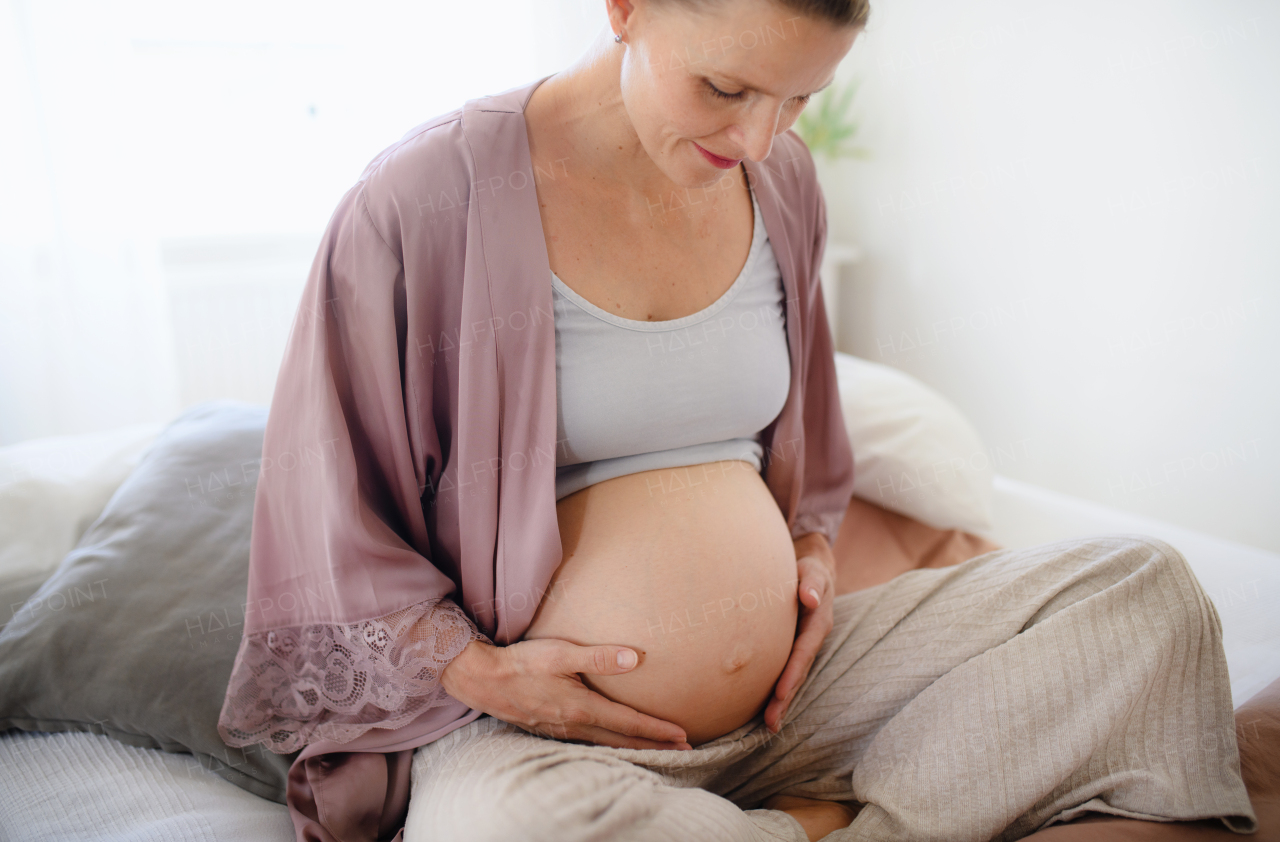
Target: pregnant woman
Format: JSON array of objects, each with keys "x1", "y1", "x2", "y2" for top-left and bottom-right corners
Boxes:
[{"x1": 218, "y1": 0, "x2": 1262, "y2": 840}]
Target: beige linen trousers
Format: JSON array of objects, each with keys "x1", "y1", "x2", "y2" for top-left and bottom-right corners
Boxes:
[{"x1": 403, "y1": 535, "x2": 1258, "y2": 841}]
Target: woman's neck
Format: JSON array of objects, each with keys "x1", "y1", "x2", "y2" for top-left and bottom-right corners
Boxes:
[{"x1": 527, "y1": 28, "x2": 689, "y2": 205}]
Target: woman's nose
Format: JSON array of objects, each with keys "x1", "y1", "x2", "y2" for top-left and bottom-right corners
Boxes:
[{"x1": 731, "y1": 106, "x2": 780, "y2": 162}]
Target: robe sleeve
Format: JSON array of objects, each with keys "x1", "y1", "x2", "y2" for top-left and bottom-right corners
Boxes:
[
  {"x1": 789, "y1": 166, "x2": 857, "y2": 548},
  {"x1": 217, "y1": 181, "x2": 488, "y2": 756}
]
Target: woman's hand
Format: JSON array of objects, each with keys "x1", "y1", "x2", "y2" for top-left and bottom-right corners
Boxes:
[
  {"x1": 764, "y1": 533, "x2": 837, "y2": 734},
  {"x1": 441, "y1": 638, "x2": 693, "y2": 750},
  {"x1": 762, "y1": 794, "x2": 861, "y2": 841}
]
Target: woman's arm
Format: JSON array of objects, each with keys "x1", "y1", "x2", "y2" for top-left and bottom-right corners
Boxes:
[
  {"x1": 217, "y1": 175, "x2": 687, "y2": 756},
  {"x1": 764, "y1": 532, "x2": 838, "y2": 733},
  {"x1": 215, "y1": 180, "x2": 491, "y2": 754},
  {"x1": 761, "y1": 137, "x2": 856, "y2": 734},
  {"x1": 779, "y1": 132, "x2": 857, "y2": 551}
]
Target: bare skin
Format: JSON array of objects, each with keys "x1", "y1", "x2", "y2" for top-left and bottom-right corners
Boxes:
[
  {"x1": 521, "y1": 463, "x2": 801, "y2": 747},
  {"x1": 762, "y1": 795, "x2": 862, "y2": 840},
  {"x1": 525, "y1": 0, "x2": 856, "y2": 323}
]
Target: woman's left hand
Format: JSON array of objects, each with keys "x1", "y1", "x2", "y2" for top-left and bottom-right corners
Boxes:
[{"x1": 764, "y1": 533, "x2": 838, "y2": 733}]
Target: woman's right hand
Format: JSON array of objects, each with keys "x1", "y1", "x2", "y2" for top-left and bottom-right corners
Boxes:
[{"x1": 441, "y1": 638, "x2": 692, "y2": 751}]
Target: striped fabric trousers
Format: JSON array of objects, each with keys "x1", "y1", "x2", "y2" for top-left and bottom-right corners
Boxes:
[{"x1": 404, "y1": 535, "x2": 1258, "y2": 841}]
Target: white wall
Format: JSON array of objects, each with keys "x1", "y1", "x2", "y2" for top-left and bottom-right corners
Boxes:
[
  {"x1": 822, "y1": 0, "x2": 1280, "y2": 553},
  {"x1": 7, "y1": 0, "x2": 1276, "y2": 553},
  {"x1": 0, "y1": 0, "x2": 549, "y2": 445}
]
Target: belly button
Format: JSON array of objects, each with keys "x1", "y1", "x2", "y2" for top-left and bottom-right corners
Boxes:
[{"x1": 722, "y1": 642, "x2": 753, "y2": 674}]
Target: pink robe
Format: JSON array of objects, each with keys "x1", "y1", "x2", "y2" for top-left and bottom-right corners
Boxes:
[{"x1": 217, "y1": 74, "x2": 856, "y2": 842}]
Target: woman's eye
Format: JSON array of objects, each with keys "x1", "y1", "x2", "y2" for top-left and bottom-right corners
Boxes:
[{"x1": 705, "y1": 81, "x2": 744, "y2": 101}]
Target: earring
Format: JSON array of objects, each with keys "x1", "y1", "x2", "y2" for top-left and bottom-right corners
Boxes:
[{"x1": 614, "y1": 33, "x2": 622, "y2": 43}]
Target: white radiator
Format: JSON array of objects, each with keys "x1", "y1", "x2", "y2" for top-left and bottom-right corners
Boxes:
[{"x1": 160, "y1": 236, "x2": 318, "y2": 411}]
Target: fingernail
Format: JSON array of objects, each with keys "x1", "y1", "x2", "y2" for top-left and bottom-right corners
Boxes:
[
  {"x1": 807, "y1": 587, "x2": 820, "y2": 602},
  {"x1": 617, "y1": 649, "x2": 638, "y2": 669}
]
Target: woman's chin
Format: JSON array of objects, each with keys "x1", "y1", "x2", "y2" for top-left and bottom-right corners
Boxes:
[{"x1": 648, "y1": 146, "x2": 742, "y2": 192}]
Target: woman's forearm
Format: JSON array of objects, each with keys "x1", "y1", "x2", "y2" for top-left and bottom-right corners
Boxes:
[{"x1": 440, "y1": 639, "x2": 494, "y2": 709}]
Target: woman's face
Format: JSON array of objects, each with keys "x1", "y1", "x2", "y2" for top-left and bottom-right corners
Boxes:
[{"x1": 610, "y1": 0, "x2": 860, "y2": 187}]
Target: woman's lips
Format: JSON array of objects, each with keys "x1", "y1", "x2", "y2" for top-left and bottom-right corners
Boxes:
[{"x1": 693, "y1": 142, "x2": 742, "y2": 169}]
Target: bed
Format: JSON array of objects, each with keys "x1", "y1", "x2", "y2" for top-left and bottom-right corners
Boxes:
[{"x1": 2, "y1": 352, "x2": 1276, "y2": 841}]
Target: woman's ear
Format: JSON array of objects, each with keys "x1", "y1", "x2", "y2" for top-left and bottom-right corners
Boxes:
[{"x1": 606, "y1": 0, "x2": 640, "y2": 39}]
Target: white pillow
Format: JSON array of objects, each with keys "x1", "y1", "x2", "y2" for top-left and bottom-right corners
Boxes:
[
  {"x1": 0, "y1": 423, "x2": 165, "y2": 579},
  {"x1": 833, "y1": 352, "x2": 994, "y2": 536}
]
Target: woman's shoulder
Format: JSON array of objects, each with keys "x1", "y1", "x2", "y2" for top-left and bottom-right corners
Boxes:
[
  {"x1": 349, "y1": 80, "x2": 543, "y2": 254},
  {"x1": 362, "y1": 107, "x2": 470, "y2": 186},
  {"x1": 351, "y1": 106, "x2": 476, "y2": 252}
]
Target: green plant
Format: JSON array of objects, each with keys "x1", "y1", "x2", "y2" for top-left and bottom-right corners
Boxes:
[{"x1": 795, "y1": 79, "x2": 869, "y2": 161}]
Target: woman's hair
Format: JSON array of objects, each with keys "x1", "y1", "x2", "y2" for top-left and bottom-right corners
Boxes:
[
  {"x1": 654, "y1": 0, "x2": 870, "y2": 27},
  {"x1": 772, "y1": 0, "x2": 869, "y2": 27}
]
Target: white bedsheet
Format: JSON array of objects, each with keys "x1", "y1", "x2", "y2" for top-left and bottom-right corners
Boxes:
[
  {"x1": 0, "y1": 731, "x2": 294, "y2": 841},
  {"x1": 991, "y1": 474, "x2": 1280, "y2": 708}
]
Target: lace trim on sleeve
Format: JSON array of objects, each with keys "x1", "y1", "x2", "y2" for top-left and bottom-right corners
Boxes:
[{"x1": 217, "y1": 597, "x2": 488, "y2": 754}]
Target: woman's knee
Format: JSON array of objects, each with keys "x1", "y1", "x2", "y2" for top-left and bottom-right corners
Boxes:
[
  {"x1": 1014, "y1": 534, "x2": 1207, "y2": 632},
  {"x1": 405, "y1": 727, "x2": 533, "y2": 842},
  {"x1": 1099, "y1": 534, "x2": 1199, "y2": 590},
  {"x1": 1052, "y1": 533, "x2": 1196, "y2": 586},
  {"x1": 404, "y1": 785, "x2": 508, "y2": 842},
  {"x1": 405, "y1": 729, "x2": 667, "y2": 842},
  {"x1": 1074, "y1": 533, "x2": 1216, "y2": 630}
]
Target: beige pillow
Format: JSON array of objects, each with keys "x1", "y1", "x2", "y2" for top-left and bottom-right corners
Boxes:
[{"x1": 833, "y1": 352, "x2": 995, "y2": 537}]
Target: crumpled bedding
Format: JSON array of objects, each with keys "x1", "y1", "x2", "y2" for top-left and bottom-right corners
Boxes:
[{"x1": 833, "y1": 494, "x2": 1002, "y2": 595}]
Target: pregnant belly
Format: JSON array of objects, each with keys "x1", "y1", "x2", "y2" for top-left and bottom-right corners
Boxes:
[{"x1": 523, "y1": 460, "x2": 799, "y2": 746}]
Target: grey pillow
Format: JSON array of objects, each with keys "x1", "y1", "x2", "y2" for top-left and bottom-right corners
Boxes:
[{"x1": 0, "y1": 400, "x2": 299, "y2": 802}]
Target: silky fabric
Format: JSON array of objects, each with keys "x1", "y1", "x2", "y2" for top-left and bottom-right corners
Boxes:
[{"x1": 216, "y1": 73, "x2": 855, "y2": 841}]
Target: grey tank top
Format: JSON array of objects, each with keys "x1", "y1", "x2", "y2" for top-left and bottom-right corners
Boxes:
[{"x1": 552, "y1": 188, "x2": 791, "y2": 500}]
